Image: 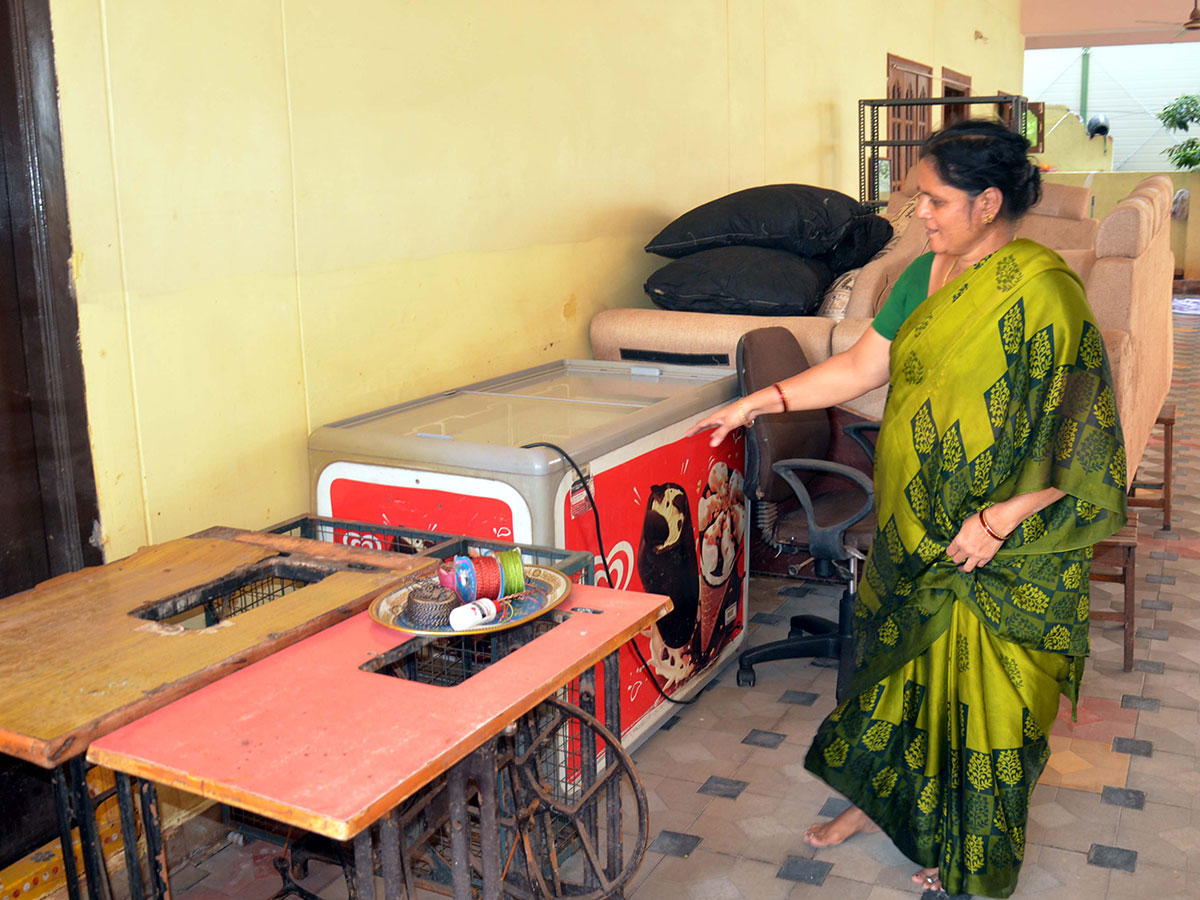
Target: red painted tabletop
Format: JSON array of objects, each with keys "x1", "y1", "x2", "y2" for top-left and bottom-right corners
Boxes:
[{"x1": 89, "y1": 584, "x2": 670, "y2": 840}]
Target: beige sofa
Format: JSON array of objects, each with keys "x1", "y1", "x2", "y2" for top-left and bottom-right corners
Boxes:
[{"x1": 591, "y1": 175, "x2": 1175, "y2": 485}]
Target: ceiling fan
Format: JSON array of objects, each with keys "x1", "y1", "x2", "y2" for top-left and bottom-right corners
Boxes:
[{"x1": 1137, "y1": 1, "x2": 1200, "y2": 38}]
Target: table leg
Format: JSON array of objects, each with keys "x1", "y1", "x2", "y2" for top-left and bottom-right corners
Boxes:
[
  {"x1": 378, "y1": 811, "x2": 407, "y2": 900},
  {"x1": 50, "y1": 764, "x2": 85, "y2": 900},
  {"x1": 1163, "y1": 416, "x2": 1174, "y2": 531},
  {"x1": 68, "y1": 756, "x2": 112, "y2": 900},
  {"x1": 51, "y1": 765, "x2": 82, "y2": 900},
  {"x1": 138, "y1": 780, "x2": 172, "y2": 900},
  {"x1": 352, "y1": 830, "x2": 375, "y2": 900},
  {"x1": 603, "y1": 651, "x2": 623, "y2": 882},
  {"x1": 474, "y1": 743, "x2": 501, "y2": 899},
  {"x1": 578, "y1": 665, "x2": 600, "y2": 892},
  {"x1": 1124, "y1": 542, "x2": 1136, "y2": 672},
  {"x1": 447, "y1": 764, "x2": 472, "y2": 900},
  {"x1": 115, "y1": 773, "x2": 146, "y2": 900}
]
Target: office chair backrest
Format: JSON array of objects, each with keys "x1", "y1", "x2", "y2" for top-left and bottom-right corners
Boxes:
[{"x1": 736, "y1": 327, "x2": 832, "y2": 504}]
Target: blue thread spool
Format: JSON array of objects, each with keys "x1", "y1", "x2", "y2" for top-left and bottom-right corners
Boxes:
[{"x1": 452, "y1": 556, "x2": 477, "y2": 603}]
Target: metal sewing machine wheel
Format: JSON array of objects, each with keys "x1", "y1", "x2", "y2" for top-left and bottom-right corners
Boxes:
[
  {"x1": 499, "y1": 696, "x2": 649, "y2": 900},
  {"x1": 381, "y1": 694, "x2": 649, "y2": 900}
]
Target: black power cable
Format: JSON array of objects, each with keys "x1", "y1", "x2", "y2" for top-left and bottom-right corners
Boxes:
[{"x1": 521, "y1": 441, "x2": 699, "y2": 706}]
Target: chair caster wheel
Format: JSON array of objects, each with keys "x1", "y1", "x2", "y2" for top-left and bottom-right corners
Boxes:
[{"x1": 736, "y1": 667, "x2": 756, "y2": 688}]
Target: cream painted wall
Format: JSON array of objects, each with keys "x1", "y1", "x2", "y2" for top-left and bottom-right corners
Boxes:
[
  {"x1": 1032, "y1": 104, "x2": 1113, "y2": 173},
  {"x1": 50, "y1": 0, "x2": 1024, "y2": 560}
]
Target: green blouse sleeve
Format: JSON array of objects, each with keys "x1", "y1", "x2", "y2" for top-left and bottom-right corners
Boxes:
[{"x1": 871, "y1": 252, "x2": 935, "y2": 340}]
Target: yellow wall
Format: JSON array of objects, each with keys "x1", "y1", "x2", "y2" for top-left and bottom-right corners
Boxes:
[
  {"x1": 1033, "y1": 104, "x2": 1114, "y2": 173},
  {"x1": 50, "y1": 0, "x2": 1025, "y2": 560}
]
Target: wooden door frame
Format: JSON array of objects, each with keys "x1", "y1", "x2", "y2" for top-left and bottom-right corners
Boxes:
[
  {"x1": 941, "y1": 66, "x2": 971, "y2": 94},
  {"x1": 941, "y1": 67, "x2": 972, "y2": 127},
  {"x1": 1, "y1": 0, "x2": 101, "y2": 578},
  {"x1": 886, "y1": 54, "x2": 933, "y2": 194}
]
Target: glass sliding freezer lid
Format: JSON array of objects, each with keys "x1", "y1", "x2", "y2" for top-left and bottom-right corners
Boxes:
[
  {"x1": 330, "y1": 392, "x2": 638, "y2": 447},
  {"x1": 321, "y1": 360, "x2": 732, "y2": 448},
  {"x1": 479, "y1": 361, "x2": 723, "y2": 406}
]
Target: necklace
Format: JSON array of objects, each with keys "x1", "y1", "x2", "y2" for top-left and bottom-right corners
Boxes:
[{"x1": 940, "y1": 256, "x2": 960, "y2": 290}]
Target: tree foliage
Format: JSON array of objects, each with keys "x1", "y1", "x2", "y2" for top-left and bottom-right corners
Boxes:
[{"x1": 1158, "y1": 94, "x2": 1200, "y2": 171}]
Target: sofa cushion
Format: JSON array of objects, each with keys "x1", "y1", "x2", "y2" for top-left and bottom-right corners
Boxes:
[
  {"x1": 1031, "y1": 181, "x2": 1092, "y2": 220},
  {"x1": 817, "y1": 195, "x2": 918, "y2": 320},
  {"x1": 644, "y1": 184, "x2": 892, "y2": 272},
  {"x1": 645, "y1": 246, "x2": 833, "y2": 316},
  {"x1": 816, "y1": 268, "x2": 858, "y2": 319}
]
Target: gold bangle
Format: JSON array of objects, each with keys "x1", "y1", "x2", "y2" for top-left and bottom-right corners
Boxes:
[
  {"x1": 773, "y1": 381, "x2": 790, "y2": 412},
  {"x1": 737, "y1": 399, "x2": 751, "y2": 428},
  {"x1": 978, "y1": 508, "x2": 1006, "y2": 542}
]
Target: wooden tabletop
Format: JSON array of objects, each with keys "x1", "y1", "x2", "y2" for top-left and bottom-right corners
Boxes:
[
  {"x1": 88, "y1": 584, "x2": 671, "y2": 841},
  {"x1": 0, "y1": 532, "x2": 434, "y2": 767}
]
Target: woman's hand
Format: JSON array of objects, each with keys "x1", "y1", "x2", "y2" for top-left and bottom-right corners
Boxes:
[
  {"x1": 686, "y1": 401, "x2": 750, "y2": 448},
  {"x1": 946, "y1": 513, "x2": 1004, "y2": 573}
]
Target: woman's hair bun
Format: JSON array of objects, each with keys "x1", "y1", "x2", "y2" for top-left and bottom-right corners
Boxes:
[{"x1": 920, "y1": 119, "x2": 1042, "y2": 219}]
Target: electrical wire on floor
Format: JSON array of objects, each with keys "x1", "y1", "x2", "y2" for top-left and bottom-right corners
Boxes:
[{"x1": 521, "y1": 441, "x2": 699, "y2": 706}]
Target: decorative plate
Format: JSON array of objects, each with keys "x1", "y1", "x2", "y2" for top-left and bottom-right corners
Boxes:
[{"x1": 368, "y1": 566, "x2": 572, "y2": 637}]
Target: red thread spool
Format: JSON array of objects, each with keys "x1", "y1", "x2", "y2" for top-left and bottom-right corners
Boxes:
[{"x1": 473, "y1": 554, "x2": 503, "y2": 601}]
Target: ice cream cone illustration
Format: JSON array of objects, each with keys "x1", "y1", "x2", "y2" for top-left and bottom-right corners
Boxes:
[
  {"x1": 696, "y1": 462, "x2": 745, "y2": 656},
  {"x1": 638, "y1": 483, "x2": 699, "y2": 685}
]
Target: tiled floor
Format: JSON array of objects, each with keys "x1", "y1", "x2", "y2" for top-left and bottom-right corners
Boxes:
[{"x1": 170, "y1": 307, "x2": 1200, "y2": 898}]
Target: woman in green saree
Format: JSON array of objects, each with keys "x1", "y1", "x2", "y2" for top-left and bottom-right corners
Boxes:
[{"x1": 690, "y1": 119, "x2": 1126, "y2": 898}]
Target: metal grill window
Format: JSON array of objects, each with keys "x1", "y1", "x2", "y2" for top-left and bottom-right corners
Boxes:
[{"x1": 129, "y1": 559, "x2": 333, "y2": 630}]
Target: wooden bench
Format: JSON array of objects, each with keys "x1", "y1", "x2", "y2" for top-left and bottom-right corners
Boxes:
[{"x1": 1090, "y1": 512, "x2": 1138, "y2": 672}]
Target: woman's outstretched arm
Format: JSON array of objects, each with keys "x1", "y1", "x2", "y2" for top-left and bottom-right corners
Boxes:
[{"x1": 687, "y1": 327, "x2": 893, "y2": 447}]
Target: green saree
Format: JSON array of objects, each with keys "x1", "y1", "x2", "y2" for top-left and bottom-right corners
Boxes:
[{"x1": 805, "y1": 239, "x2": 1127, "y2": 898}]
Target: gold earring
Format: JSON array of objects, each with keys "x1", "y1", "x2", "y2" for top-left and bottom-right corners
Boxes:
[{"x1": 983, "y1": 212, "x2": 994, "y2": 225}]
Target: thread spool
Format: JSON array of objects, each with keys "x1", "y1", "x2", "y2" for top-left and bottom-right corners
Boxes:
[
  {"x1": 448, "y1": 551, "x2": 525, "y2": 603},
  {"x1": 483, "y1": 548, "x2": 525, "y2": 596},
  {"x1": 452, "y1": 556, "x2": 478, "y2": 603},
  {"x1": 473, "y1": 554, "x2": 503, "y2": 601},
  {"x1": 406, "y1": 583, "x2": 459, "y2": 630}
]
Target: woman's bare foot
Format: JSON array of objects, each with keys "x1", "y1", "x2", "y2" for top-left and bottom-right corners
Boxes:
[
  {"x1": 912, "y1": 867, "x2": 942, "y2": 891},
  {"x1": 803, "y1": 804, "x2": 881, "y2": 847}
]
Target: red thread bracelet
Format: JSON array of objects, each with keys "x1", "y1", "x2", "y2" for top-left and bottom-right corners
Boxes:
[
  {"x1": 978, "y1": 508, "x2": 1006, "y2": 542},
  {"x1": 773, "y1": 381, "x2": 789, "y2": 412}
]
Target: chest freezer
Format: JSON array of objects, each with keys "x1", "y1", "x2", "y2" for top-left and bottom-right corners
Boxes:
[{"x1": 308, "y1": 359, "x2": 748, "y2": 748}]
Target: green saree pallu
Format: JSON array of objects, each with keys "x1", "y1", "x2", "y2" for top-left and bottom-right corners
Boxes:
[{"x1": 805, "y1": 239, "x2": 1127, "y2": 898}]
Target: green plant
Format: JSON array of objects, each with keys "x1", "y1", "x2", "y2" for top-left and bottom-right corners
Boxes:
[{"x1": 1158, "y1": 94, "x2": 1200, "y2": 171}]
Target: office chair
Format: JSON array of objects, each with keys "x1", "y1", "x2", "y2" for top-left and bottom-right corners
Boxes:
[{"x1": 734, "y1": 327, "x2": 877, "y2": 701}]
